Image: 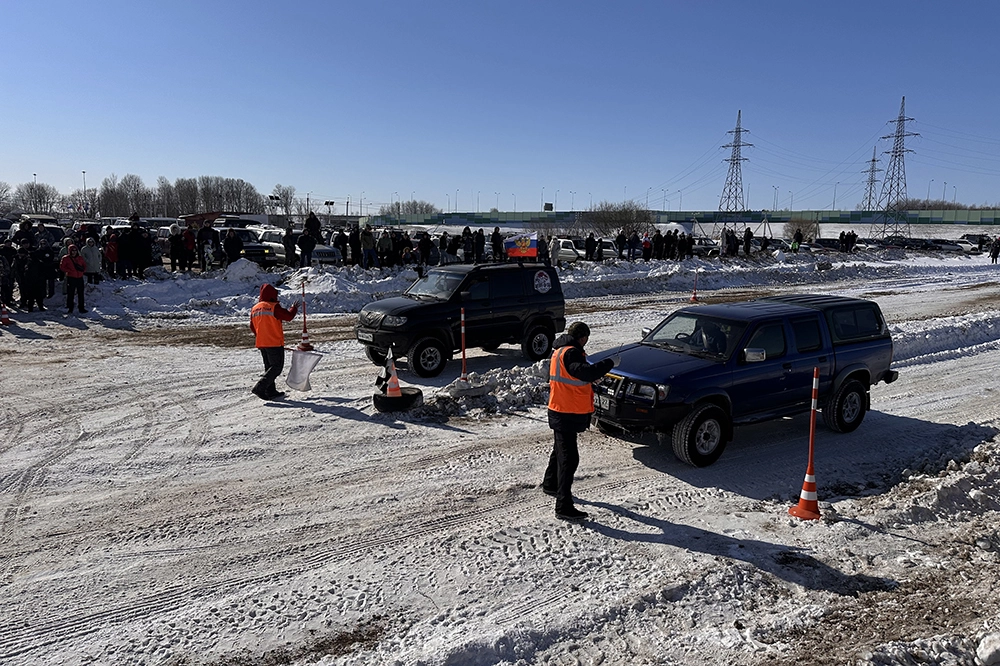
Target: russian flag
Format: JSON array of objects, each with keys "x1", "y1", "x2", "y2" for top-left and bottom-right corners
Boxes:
[{"x1": 504, "y1": 231, "x2": 538, "y2": 258}]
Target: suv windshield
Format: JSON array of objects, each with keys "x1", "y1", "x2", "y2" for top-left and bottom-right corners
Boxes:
[
  {"x1": 405, "y1": 269, "x2": 466, "y2": 300},
  {"x1": 644, "y1": 312, "x2": 747, "y2": 360}
]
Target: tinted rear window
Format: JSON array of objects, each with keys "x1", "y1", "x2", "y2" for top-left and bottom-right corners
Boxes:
[
  {"x1": 828, "y1": 306, "x2": 884, "y2": 343},
  {"x1": 791, "y1": 317, "x2": 822, "y2": 352}
]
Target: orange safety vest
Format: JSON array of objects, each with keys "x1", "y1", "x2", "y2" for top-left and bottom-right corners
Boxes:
[
  {"x1": 250, "y1": 301, "x2": 285, "y2": 348},
  {"x1": 548, "y1": 345, "x2": 594, "y2": 414}
]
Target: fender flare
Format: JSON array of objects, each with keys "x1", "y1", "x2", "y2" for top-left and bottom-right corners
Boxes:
[
  {"x1": 830, "y1": 364, "x2": 872, "y2": 409},
  {"x1": 682, "y1": 390, "x2": 734, "y2": 441}
]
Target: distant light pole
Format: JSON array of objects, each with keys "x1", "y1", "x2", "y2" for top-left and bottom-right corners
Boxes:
[
  {"x1": 324, "y1": 199, "x2": 335, "y2": 218},
  {"x1": 33, "y1": 173, "x2": 36, "y2": 185},
  {"x1": 943, "y1": 182, "x2": 947, "y2": 200},
  {"x1": 569, "y1": 191, "x2": 576, "y2": 210},
  {"x1": 832, "y1": 182, "x2": 839, "y2": 210},
  {"x1": 455, "y1": 189, "x2": 458, "y2": 212},
  {"x1": 477, "y1": 191, "x2": 480, "y2": 213},
  {"x1": 661, "y1": 189, "x2": 665, "y2": 210},
  {"x1": 772, "y1": 185, "x2": 778, "y2": 211},
  {"x1": 589, "y1": 192, "x2": 592, "y2": 208},
  {"x1": 645, "y1": 187, "x2": 650, "y2": 208},
  {"x1": 346, "y1": 195, "x2": 350, "y2": 215},
  {"x1": 361, "y1": 191, "x2": 365, "y2": 216},
  {"x1": 541, "y1": 187, "x2": 545, "y2": 210},
  {"x1": 495, "y1": 191, "x2": 499, "y2": 210},
  {"x1": 555, "y1": 189, "x2": 559, "y2": 211},
  {"x1": 446, "y1": 193, "x2": 450, "y2": 212},
  {"x1": 953, "y1": 185, "x2": 957, "y2": 203},
  {"x1": 789, "y1": 191, "x2": 794, "y2": 211},
  {"x1": 927, "y1": 179, "x2": 934, "y2": 202},
  {"x1": 676, "y1": 190, "x2": 682, "y2": 211},
  {"x1": 82, "y1": 171, "x2": 87, "y2": 217},
  {"x1": 512, "y1": 193, "x2": 516, "y2": 211}
]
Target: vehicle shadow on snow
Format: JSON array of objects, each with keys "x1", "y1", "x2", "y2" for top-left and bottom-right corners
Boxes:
[
  {"x1": 626, "y1": 411, "x2": 998, "y2": 502},
  {"x1": 578, "y1": 500, "x2": 896, "y2": 596}
]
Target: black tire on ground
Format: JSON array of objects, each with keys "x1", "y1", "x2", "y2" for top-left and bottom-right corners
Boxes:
[
  {"x1": 822, "y1": 379, "x2": 867, "y2": 433},
  {"x1": 409, "y1": 337, "x2": 448, "y2": 378},
  {"x1": 521, "y1": 325, "x2": 553, "y2": 361},
  {"x1": 372, "y1": 386, "x2": 424, "y2": 412},
  {"x1": 364, "y1": 346, "x2": 387, "y2": 365},
  {"x1": 481, "y1": 343, "x2": 501, "y2": 352},
  {"x1": 671, "y1": 403, "x2": 730, "y2": 467}
]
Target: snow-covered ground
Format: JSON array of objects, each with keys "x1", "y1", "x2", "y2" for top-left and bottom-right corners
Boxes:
[{"x1": 1, "y1": 248, "x2": 999, "y2": 666}]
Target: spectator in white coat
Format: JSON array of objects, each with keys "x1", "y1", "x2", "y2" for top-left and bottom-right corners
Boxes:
[{"x1": 81, "y1": 237, "x2": 103, "y2": 284}]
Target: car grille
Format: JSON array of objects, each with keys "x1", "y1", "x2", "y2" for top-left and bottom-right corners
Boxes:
[
  {"x1": 595, "y1": 373, "x2": 623, "y2": 397},
  {"x1": 359, "y1": 310, "x2": 384, "y2": 328}
]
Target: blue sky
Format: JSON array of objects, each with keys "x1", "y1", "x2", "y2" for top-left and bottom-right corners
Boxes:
[{"x1": 5, "y1": 0, "x2": 1000, "y2": 214}]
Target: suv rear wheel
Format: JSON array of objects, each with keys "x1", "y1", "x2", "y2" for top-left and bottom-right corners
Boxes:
[
  {"x1": 521, "y1": 325, "x2": 553, "y2": 361},
  {"x1": 670, "y1": 403, "x2": 729, "y2": 467},
  {"x1": 409, "y1": 337, "x2": 447, "y2": 378},
  {"x1": 823, "y1": 379, "x2": 867, "y2": 432}
]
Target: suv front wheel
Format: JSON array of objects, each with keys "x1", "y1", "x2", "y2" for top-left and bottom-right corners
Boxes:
[
  {"x1": 669, "y1": 403, "x2": 729, "y2": 467},
  {"x1": 409, "y1": 337, "x2": 448, "y2": 378},
  {"x1": 521, "y1": 325, "x2": 554, "y2": 361}
]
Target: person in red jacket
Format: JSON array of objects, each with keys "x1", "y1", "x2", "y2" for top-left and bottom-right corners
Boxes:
[
  {"x1": 59, "y1": 244, "x2": 88, "y2": 314},
  {"x1": 249, "y1": 283, "x2": 299, "y2": 400}
]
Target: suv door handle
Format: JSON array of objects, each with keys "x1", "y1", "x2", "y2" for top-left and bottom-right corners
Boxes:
[
  {"x1": 782, "y1": 363, "x2": 792, "y2": 371},
  {"x1": 818, "y1": 356, "x2": 828, "y2": 362}
]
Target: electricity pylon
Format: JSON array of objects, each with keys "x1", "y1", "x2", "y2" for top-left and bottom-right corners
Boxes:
[
  {"x1": 871, "y1": 97, "x2": 917, "y2": 239},
  {"x1": 860, "y1": 146, "x2": 882, "y2": 212},
  {"x1": 718, "y1": 110, "x2": 752, "y2": 233}
]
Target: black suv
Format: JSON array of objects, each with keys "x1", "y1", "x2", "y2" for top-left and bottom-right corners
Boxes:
[{"x1": 356, "y1": 263, "x2": 566, "y2": 377}]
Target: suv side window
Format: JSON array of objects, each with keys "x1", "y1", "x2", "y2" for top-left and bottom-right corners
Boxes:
[
  {"x1": 493, "y1": 274, "x2": 525, "y2": 299},
  {"x1": 747, "y1": 322, "x2": 786, "y2": 360},
  {"x1": 467, "y1": 277, "x2": 489, "y2": 300},
  {"x1": 791, "y1": 317, "x2": 822, "y2": 352},
  {"x1": 829, "y1": 306, "x2": 884, "y2": 342}
]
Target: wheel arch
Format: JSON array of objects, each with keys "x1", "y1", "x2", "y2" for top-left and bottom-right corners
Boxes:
[{"x1": 682, "y1": 391, "x2": 734, "y2": 441}]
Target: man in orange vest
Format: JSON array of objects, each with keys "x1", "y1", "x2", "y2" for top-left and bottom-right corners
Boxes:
[
  {"x1": 542, "y1": 321, "x2": 617, "y2": 521},
  {"x1": 249, "y1": 283, "x2": 299, "y2": 400}
]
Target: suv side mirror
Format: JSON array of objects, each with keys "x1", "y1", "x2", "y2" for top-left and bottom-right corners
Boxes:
[
  {"x1": 744, "y1": 348, "x2": 766, "y2": 363},
  {"x1": 460, "y1": 291, "x2": 472, "y2": 300},
  {"x1": 641, "y1": 327, "x2": 652, "y2": 338}
]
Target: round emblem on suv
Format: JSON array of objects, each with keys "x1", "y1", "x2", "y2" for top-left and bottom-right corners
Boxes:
[{"x1": 533, "y1": 270, "x2": 552, "y2": 294}]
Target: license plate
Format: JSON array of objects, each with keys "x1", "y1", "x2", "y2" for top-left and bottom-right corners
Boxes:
[
  {"x1": 597, "y1": 395, "x2": 610, "y2": 411},
  {"x1": 357, "y1": 331, "x2": 374, "y2": 342}
]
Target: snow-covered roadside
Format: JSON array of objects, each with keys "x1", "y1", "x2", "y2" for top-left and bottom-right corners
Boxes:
[{"x1": 0, "y1": 253, "x2": 998, "y2": 666}]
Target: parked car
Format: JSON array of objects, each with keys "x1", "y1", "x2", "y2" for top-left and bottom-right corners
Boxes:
[
  {"x1": 356, "y1": 263, "x2": 566, "y2": 377},
  {"x1": 811, "y1": 238, "x2": 842, "y2": 252},
  {"x1": 952, "y1": 239, "x2": 981, "y2": 254},
  {"x1": 214, "y1": 227, "x2": 279, "y2": 267},
  {"x1": 254, "y1": 228, "x2": 342, "y2": 266},
  {"x1": 690, "y1": 237, "x2": 721, "y2": 258},
  {"x1": 552, "y1": 238, "x2": 583, "y2": 263},
  {"x1": 590, "y1": 294, "x2": 898, "y2": 466},
  {"x1": 926, "y1": 239, "x2": 963, "y2": 252}
]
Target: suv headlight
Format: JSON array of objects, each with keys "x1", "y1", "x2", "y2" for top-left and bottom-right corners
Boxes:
[
  {"x1": 625, "y1": 382, "x2": 669, "y2": 403},
  {"x1": 383, "y1": 315, "x2": 407, "y2": 328}
]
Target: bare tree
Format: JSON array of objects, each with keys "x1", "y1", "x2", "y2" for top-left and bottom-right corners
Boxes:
[
  {"x1": 271, "y1": 184, "x2": 296, "y2": 217},
  {"x1": 0, "y1": 181, "x2": 13, "y2": 216},
  {"x1": 120, "y1": 173, "x2": 152, "y2": 216},
  {"x1": 174, "y1": 178, "x2": 199, "y2": 215},
  {"x1": 98, "y1": 174, "x2": 128, "y2": 218},
  {"x1": 199, "y1": 176, "x2": 224, "y2": 212},
  {"x1": 783, "y1": 220, "x2": 820, "y2": 242},
  {"x1": 14, "y1": 181, "x2": 60, "y2": 214},
  {"x1": 154, "y1": 177, "x2": 178, "y2": 217},
  {"x1": 580, "y1": 200, "x2": 654, "y2": 239}
]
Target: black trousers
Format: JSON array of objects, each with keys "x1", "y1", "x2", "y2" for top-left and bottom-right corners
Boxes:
[
  {"x1": 254, "y1": 347, "x2": 285, "y2": 394},
  {"x1": 65, "y1": 276, "x2": 85, "y2": 311},
  {"x1": 543, "y1": 429, "x2": 580, "y2": 512}
]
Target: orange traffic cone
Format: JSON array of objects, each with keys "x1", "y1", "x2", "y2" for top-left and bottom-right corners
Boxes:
[
  {"x1": 689, "y1": 269, "x2": 700, "y2": 303},
  {"x1": 789, "y1": 367, "x2": 821, "y2": 520},
  {"x1": 297, "y1": 327, "x2": 313, "y2": 351},
  {"x1": 788, "y1": 469, "x2": 821, "y2": 520},
  {"x1": 386, "y1": 357, "x2": 402, "y2": 398},
  {"x1": 0, "y1": 304, "x2": 9, "y2": 326}
]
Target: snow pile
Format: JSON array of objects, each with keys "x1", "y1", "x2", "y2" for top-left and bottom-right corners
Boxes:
[
  {"x1": 416, "y1": 361, "x2": 551, "y2": 418},
  {"x1": 892, "y1": 311, "x2": 1000, "y2": 365}
]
